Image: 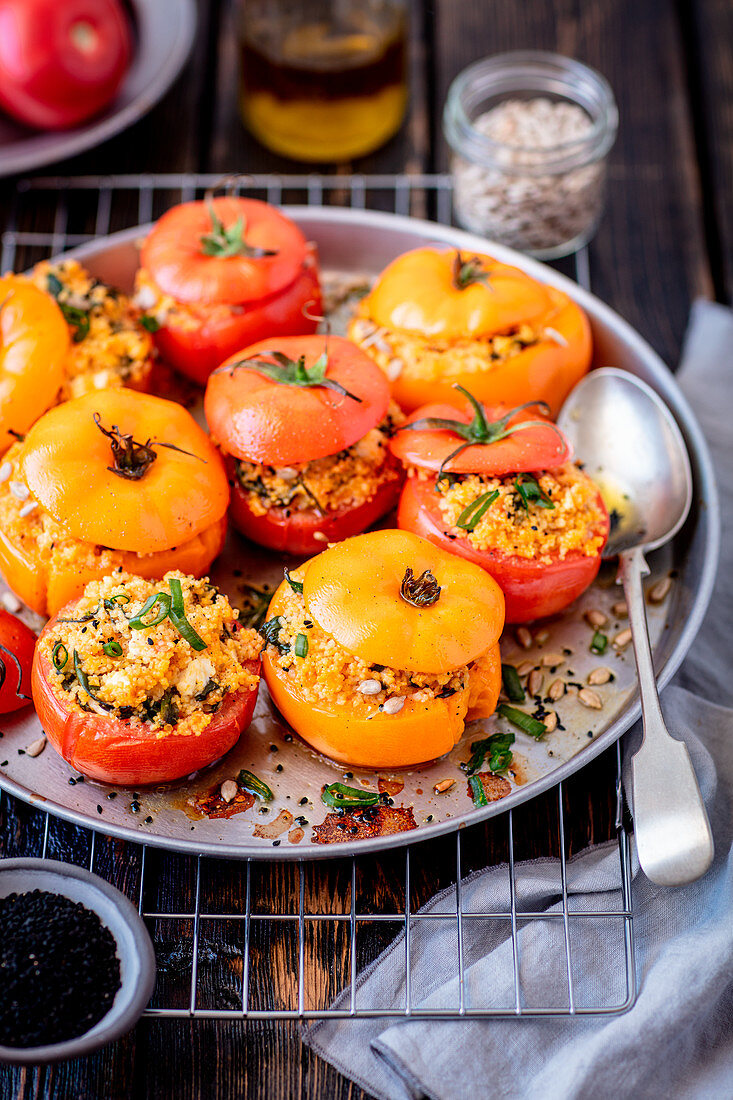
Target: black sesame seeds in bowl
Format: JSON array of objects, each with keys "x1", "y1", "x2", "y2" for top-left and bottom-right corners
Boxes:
[{"x1": 0, "y1": 859, "x2": 155, "y2": 1064}]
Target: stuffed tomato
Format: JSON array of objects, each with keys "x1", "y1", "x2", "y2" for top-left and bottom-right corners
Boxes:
[
  {"x1": 391, "y1": 387, "x2": 609, "y2": 623},
  {"x1": 261, "y1": 529, "x2": 505, "y2": 768},
  {"x1": 136, "y1": 196, "x2": 321, "y2": 384},
  {"x1": 0, "y1": 388, "x2": 229, "y2": 617},
  {"x1": 349, "y1": 247, "x2": 591, "y2": 415},
  {"x1": 204, "y1": 334, "x2": 404, "y2": 554},
  {"x1": 32, "y1": 571, "x2": 262, "y2": 785}
]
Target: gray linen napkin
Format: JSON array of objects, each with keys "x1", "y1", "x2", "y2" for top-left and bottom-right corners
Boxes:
[{"x1": 303, "y1": 299, "x2": 733, "y2": 1100}]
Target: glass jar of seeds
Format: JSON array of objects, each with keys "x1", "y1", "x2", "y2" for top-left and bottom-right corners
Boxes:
[{"x1": 443, "y1": 51, "x2": 618, "y2": 259}]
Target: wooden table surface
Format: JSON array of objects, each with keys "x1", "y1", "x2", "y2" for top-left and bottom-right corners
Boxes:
[{"x1": 2, "y1": 1, "x2": 731, "y2": 1097}]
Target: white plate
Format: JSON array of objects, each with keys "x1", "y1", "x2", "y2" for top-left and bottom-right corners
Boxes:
[{"x1": 0, "y1": 0, "x2": 196, "y2": 178}]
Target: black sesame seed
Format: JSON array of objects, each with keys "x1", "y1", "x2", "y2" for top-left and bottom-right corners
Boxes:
[
  {"x1": 269, "y1": 744, "x2": 278, "y2": 752},
  {"x1": 130, "y1": 801, "x2": 140, "y2": 813},
  {"x1": 283, "y1": 733, "x2": 293, "y2": 743},
  {"x1": 298, "y1": 797, "x2": 308, "y2": 806},
  {"x1": 343, "y1": 771, "x2": 353, "y2": 779},
  {"x1": 107, "y1": 792, "x2": 117, "y2": 800},
  {"x1": 272, "y1": 839, "x2": 281, "y2": 847},
  {"x1": 96, "y1": 805, "x2": 103, "y2": 814},
  {"x1": 275, "y1": 764, "x2": 283, "y2": 773},
  {"x1": 145, "y1": 816, "x2": 153, "y2": 824}
]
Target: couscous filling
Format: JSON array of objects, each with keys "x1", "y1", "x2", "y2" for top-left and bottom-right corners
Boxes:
[
  {"x1": 431, "y1": 464, "x2": 605, "y2": 561},
  {"x1": 235, "y1": 405, "x2": 403, "y2": 516},
  {"x1": 40, "y1": 572, "x2": 262, "y2": 737},
  {"x1": 348, "y1": 314, "x2": 540, "y2": 384},
  {"x1": 31, "y1": 260, "x2": 153, "y2": 400},
  {"x1": 262, "y1": 581, "x2": 470, "y2": 711}
]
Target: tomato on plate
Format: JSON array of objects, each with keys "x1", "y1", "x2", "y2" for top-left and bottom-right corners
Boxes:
[
  {"x1": 205, "y1": 334, "x2": 403, "y2": 554},
  {"x1": 33, "y1": 641, "x2": 261, "y2": 787},
  {"x1": 0, "y1": 0, "x2": 132, "y2": 131},
  {"x1": 391, "y1": 388, "x2": 609, "y2": 623},
  {"x1": 350, "y1": 247, "x2": 592, "y2": 415},
  {"x1": 138, "y1": 197, "x2": 322, "y2": 385},
  {"x1": 261, "y1": 532, "x2": 505, "y2": 768},
  {"x1": 0, "y1": 607, "x2": 35, "y2": 713}
]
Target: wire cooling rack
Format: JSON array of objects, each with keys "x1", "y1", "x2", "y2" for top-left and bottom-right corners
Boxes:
[{"x1": 0, "y1": 174, "x2": 636, "y2": 1021}]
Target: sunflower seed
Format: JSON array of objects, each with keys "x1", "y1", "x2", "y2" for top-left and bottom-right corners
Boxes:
[
  {"x1": 516, "y1": 627, "x2": 533, "y2": 649},
  {"x1": 534, "y1": 629, "x2": 550, "y2": 644},
  {"x1": 357, "y1": 679, "x2": 382, "y2": 695},
  {"x1": 312, "y1": 531, "x2": 328, "y2": 542},
  {"x1": 1, "y1": 591, "x2": 21, "y2": 613},
  {"x1": 434, "y1": 778, "x2": 455, "y2": 794},
  {"x1": 584, "y1": 608, "x2": 608, "y2": 628},
  {"x1": 548, "y1": 678, "x2": 565, "y2": 701},
  {"x1": 0, "y1": 462, "x2": 11, "y2": 483},
  {"x1": 588, "y1": 667, "x2": 612, "y2": 685},
  {"x1": 540, "y1": 651, "x2": 565, "y2": 668},
  {"x1": 220, "y1": 779, "x2": 238, "y2": 803},
  {"x1": 386, "y1": 357, "x2": 404, "y2": 381},
  {"x1": 543, "y1": 711, "x2": 558, "y2": 732},
  {"x1": 516, "y1": 660, "x2": 535, "y2": 677},
  {"x1": 579, "y1": 688, "x2": 603, "y2": 709},
  {"x1": 9, "y1": 481, "x2": 29, "y2": 501},
  {"x1": 649, "y1": 576, "x2": 672, "y2": 603},
  {"x1": 611, "y1": 600, "x2": 628, "y2": 618},
  {"x1": 528, "y1": 669, "x2": 544, "y2": 695},
  {"x1": 25, "y1": 737, "x2": 46, "y2": 758},
  {"x1": 613, "y1": 628, "x2": 632, "y2": 649},
  {"x1": 19, "y1": 501, "x2": 37, "y2": 517},
  {"x1": 382, "y1": 696, "x2": 406, "y2": 715}
]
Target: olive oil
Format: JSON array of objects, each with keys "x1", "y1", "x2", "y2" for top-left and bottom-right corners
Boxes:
[{"x1": 239, "y1": 13, "x2": 407, "y2": 162}]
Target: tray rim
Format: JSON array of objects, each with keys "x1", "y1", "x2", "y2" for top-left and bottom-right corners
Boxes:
[{"x1": 0, "y1": 206, "x2": 720, "y2": 861}]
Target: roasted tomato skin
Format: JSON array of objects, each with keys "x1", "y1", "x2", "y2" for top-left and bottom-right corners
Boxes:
[
  {"x1": 32, "y1": 626, "x2": 261, "y2": 786},
  {"x1": 262, "y1": 571, "x2": 502, "y2": 768},
  {"x1": 227, "y1": 455, "x2": 404, "y2": 555},
  {"x1": 0, "y1": 608, "x2": 36, "y2": 713},
  {"x1": 397, "y1": 475, "x2": 608, "y2": 623}
]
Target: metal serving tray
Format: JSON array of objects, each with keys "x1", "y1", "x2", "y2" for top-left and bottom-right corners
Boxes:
[{"x1": 0, "y1": 208, "x2": 719, "y2": 861}]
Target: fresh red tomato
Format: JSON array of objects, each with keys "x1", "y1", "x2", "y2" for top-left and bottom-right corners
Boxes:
[
  {"x1": 397, "y1": 474, "x2": 608, "y2": 623},
  {"x1": 390, "y1": 399, "x2": 571, "y2": 476},
  {"x1": 0, "y1": 0, "x2": 132, "y2": 131},
  {"x1": 139, "y1": 198, "x2": 323, "y2": 385},
  {"x1": 32, "y1": 642, "x2": 262, "y2": 786},
  {"x1": 205, "y1": 335, "x2": 390, "y2": 466},
  {"x1": 228, "y1": 455, "x2": 403, "y2": 554},
  {"x1": 0, "y1": 608, "x2": 35, "y2": 713}
]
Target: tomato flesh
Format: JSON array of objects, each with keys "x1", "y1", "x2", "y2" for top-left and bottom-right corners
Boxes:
[
  {"x1": 228, "y1": 455, "x2": 404, "y2": 555},
  {"x1": 0, "y1": 608, "x2": 35, "y2": 713},
  {"x1": 397, "y1": 475, "x2": 608, "y2": 623},
  {"x1": 32, "y1": 640, "x2": 261, "y2": 786}
]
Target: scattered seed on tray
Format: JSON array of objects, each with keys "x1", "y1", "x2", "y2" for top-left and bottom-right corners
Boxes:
[{"x1": 0, "y1": 889, "x2": 120, "y2": 1048}]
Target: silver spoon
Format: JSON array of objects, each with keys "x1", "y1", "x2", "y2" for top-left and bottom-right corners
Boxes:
[{"x1": 558, "y1": 367, "x2": 713, "y2": 886}]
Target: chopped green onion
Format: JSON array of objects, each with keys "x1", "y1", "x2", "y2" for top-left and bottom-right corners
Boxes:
[
  {"x1": 168, "y1": 578, "x2": 207, "y2": 651},
  {"x1": 236, "y1": 769, "x2": 274, "y2": 802},
  {"x1": 501, "y1": 663, "x2": 525, "y2": 703},
  {"x1": 140, "y1": 314, "x2": 160, "y2": 332},
  {"x1": 46, "y1": 272, "x2": 63, "y2": 297},
  {"x1": 321, "y1": 783, "x2": 379, "y2": 810},
  {"x1": 52, "y1": 642, "x2": 68, "y2": 672},
  {"x1": 284, "y1": 568, "x2": 303, "y2": 595},
  {"x1": 72, "y1": 650, "x2": 100, "y2": 703},
  {"x1": 514, "y1": 474, "x2": 555, "y2": 511},
  {"x1": 462, "y1": 732, "x2": 515, "y2": 776},
  {"x1": 456, "y1": 489, "x2": 499, "y2": 531},
  {"x1": 295, "y1": 633, "x2": 308, "y2": 658},
  {"x1": 57, "y1": 602, "x2": 101, "y2": 624},
  {"x1": 103, "y1": 640, "x2": 123, "y2": 658},
  {"x1": 129, "y1": 592, "x2": 171, "y2": 630},
  {"x1": 590, "y1": 630, "x2": 608, "y2": 655},
  {"x1": 497, "y1": 703, "x2": 547, "y2": 739},
  {"x1": 104, "y1": 594, "x2": 131, "y2": 609},
  {"x1": 468, "y1": 775, "x2": 489, "y2": 806}
]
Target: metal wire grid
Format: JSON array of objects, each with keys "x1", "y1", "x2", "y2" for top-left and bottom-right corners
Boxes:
[{"x1": 0, "y1": 173, "x2": 636, "y2": 1021}]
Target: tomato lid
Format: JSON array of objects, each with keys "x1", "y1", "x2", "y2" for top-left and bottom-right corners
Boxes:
[
  {"x1": 19, "y1": 390, "x2": 229, "y2": 554},
  {"x1": 204, "y1": 335, "x2": 390, "y2": 466},
  {"x1": 390, "y1": 390, "x2": 571, "y2": 477},
  {"x1": 364, "y1": 247, "x2": 553, "y2": 340},
  {"x1": 140, "y1": 197, "x2": 308, "y2": 306},
  {"x1": 303, "y1": 529, "x2": 505, "y2": 674}
]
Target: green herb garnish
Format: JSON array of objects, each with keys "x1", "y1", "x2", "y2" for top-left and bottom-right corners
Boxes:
[
  {"x1": 468, "y1": 775, "x2": 489, "y2": 806},
  {"x1": 45, "y1": 273, "x2": 90, "y2": 342},
  {"x1": 159, "y1": 687, "x2": 179, "y2": 725},
  {"x1": 129, "y1": 592, "x2": 171, "y2": 630},
  {"x1": 260, "y1": 615, "x2": 289, "y2": 653},
  {"x1": 236, "y1": 769, "x2": 274, "y2": 802},
  {"x1": 590, "y1": 630, "x2": 608, "y2": 655},
  {"x1": 462, "y1": 732, "x2": 515, "y2": 776},
  {"x1": 239, "y1": 584, "x2": 271, "y2": 628},
  {"x1": 140, "y1": 314, "x2": 160, "y2": 332},
  {"x1": 321, "y1": 783, "x2": 379, "y2": 810},
  {"x1": 52, "y1": 642, "x2": 68, "y2": 672},
  {"x1": 168, "y1": 578, "x2": 207, "y2": 651},
  {"x1": 295, "y1": 633, "x2": 308, "y2": 658},
  {"x1": 497, "y1": 703, "x2": 547, "y2": 739},
  {"x1": 103, "y1": 640, "x2": 123, "y2": 658},
  {"x1": 456, "y1": 489, "x2": 499, "y2": 531},
  {"x1": 284, "y1": 568, "x2": 303, "y2": 595},
  {"x1": 501, "y1": 664, "x2": 525, "y2": 703},
  {"x1": 513, "y1": 474, "x2": 555, "y2": 511},
  {"x1": 399, "y1": 384, "x2": 554, "y2": 480},
  {"x1": 104, "y1": 593, "x2": 131, "y2": 609}
]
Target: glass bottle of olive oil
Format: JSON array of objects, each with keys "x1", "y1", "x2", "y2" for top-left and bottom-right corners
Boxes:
[{"x1": 238, "y1": 0, "x2": 408, "y2": 162}]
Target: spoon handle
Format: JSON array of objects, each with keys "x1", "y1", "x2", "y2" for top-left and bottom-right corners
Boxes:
[{"x1": 619, "y1": 546, "x2": 714, "y2": 886}]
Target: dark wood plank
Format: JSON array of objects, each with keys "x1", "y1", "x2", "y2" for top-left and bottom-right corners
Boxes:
[
  {"x1": 432, "y1": 0, "x2": 713, "y2": 366},
  {"x1": 684, "y1": 0, "x2": 733, "y2": 301}
]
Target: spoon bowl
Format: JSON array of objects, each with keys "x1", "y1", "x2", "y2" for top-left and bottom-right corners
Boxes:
[
  {"x1": 558, "y1": 367, "x2": 713, "y2": 887},
  {"x1": 558, "y1": 367, "x2": 693, "y2": 556}
]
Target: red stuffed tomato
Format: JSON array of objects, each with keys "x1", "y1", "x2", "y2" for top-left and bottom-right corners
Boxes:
[
  {"x1": 0, "y1": 0, "x2": 132, "y2": 131},
  {"x1": 205, "y1": 334, "x2": 404, "y2": 554},
  {"x1": 137, "y1": 197, "x2": 322, "y2": 385},
  {"x1": 391, "y1": 387, "x2": 609, "y2": 622},
  {"x1": 0, "y1": 607, "x2": 36, "y2": 713},
  {"x1": 31, "y1": 573, "x2": 263, "y2": 786}
]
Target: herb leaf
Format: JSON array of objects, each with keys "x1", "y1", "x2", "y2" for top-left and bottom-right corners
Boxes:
[
  {"x1": 140, "y1": 314, "x2": 160, "y2": 332},
  {"x1": 456, "y1": 489, "x2": 499, "y2": 531},
  {"x1": 501, "y1": 664, "x2": 525, "y2": 703},
  {"x1": 461, "y1": 732, "x2": 515, "y2": 776},
  {"x1": 514, "y1": 474, "x2": 555, "y2": 511},
  {"x1": 168, "y1": 578, "x2": 207, "y2": 651},
  {"x1": 260, "y1": 615, "x2": 289, "y2": 653},
  {"x1": 321, "y1": 783, "x2": 379, "y2": 810},
  {"x1": 497, "y1": 703, "x2": 547, "y2": 739},
  {"x1": 284, "y1": 568, "x2": 303, "y2": 595}
]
